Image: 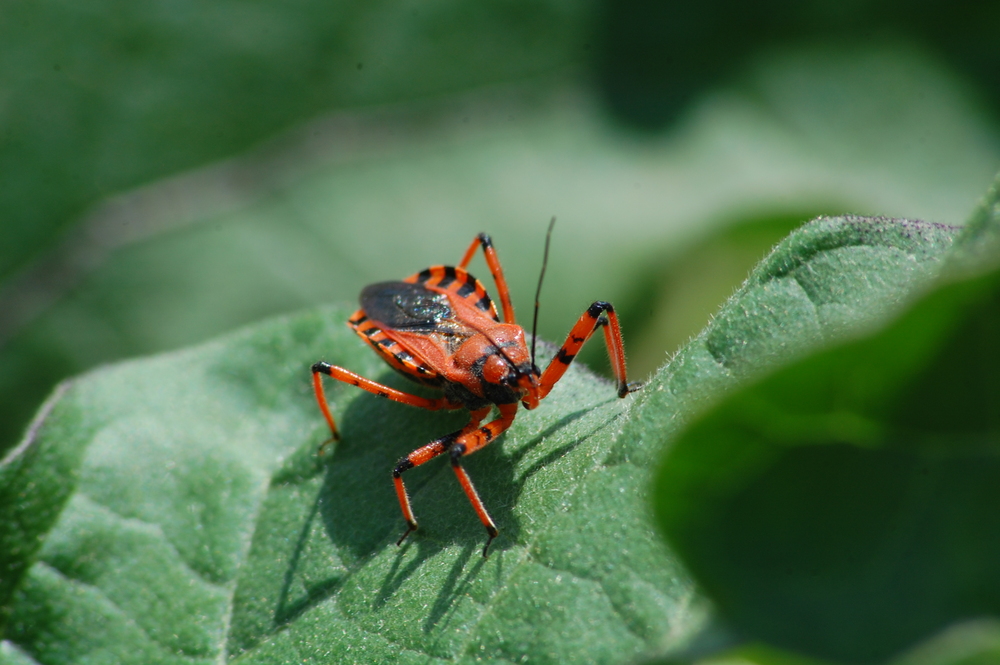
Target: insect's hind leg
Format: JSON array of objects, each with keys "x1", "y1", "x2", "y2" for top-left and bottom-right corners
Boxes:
[
  {"x1": 311, "y1": 361, "x2": 457, "y2": 442},
  {"x1": 536, "y1": 301, "x2": 643, "y2": 401},
  {"x1": 393, "y1": 407, "x2": 492, "y2": 547},
  {"x1": 456, "y1": 233, "x2": 516, "y2": 324}
]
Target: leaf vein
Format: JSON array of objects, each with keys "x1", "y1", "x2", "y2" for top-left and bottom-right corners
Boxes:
[
  {"x1": 74, "y1": 492, "x2": 229, "y2": 595},
  {"x1": 30, "y1": 562, "x2": 208, "y2": 663}
]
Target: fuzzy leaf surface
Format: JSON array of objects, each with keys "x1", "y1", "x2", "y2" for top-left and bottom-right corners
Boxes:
[{"x1": 0, "y1": 213, "x2": 963, "y2": 664}]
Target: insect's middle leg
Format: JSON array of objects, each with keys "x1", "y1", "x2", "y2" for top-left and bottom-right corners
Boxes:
[
  {"x1": 536, "y1": 301, "x2": 642, "y2": 401},
  {"x1": 312, "y1": 361, "x2": 458, "y2": 441}
]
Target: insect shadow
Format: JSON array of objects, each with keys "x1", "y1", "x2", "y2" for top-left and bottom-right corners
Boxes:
[
  {"x1": 273, "y1": 491, "x2": 335, "y2": 628},
  {"x1": 316, "y1": 371, "x2": 504, "y2": 560},
  {"x1": 375, "y1": 404, "x2": 603, "y2": 636},
  {"x1": 313, "y1": 368, "x2": 603, "y2": 617}
]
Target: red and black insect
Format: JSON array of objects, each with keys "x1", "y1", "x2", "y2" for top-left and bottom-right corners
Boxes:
[{"x1": 312, "y1": 223, "x2": 641, "y2": 557}]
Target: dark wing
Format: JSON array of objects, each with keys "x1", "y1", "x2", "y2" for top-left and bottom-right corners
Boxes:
[{"x1": 360, "y1": 281, "x2": 455, "y2": 331}]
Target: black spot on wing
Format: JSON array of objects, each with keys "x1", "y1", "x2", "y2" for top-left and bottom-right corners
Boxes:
[{"x1": 361, "y1": 281, "x2": 454, "y2": 330}]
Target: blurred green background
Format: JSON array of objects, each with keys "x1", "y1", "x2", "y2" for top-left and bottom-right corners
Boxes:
[{"x1": 2, "y1": 0, "x2": 998, "y2": 456}]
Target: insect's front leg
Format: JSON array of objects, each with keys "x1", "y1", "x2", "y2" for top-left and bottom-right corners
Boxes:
[
  {"x1": 536, "y1": 301, "x2": 643, "y2": 401},
  {"x1": 393, "y1": 407, "x2": 492, "y2": 547},
  {"x1": 311, "y1": 361, "x2": 457, "y2": 442},
  {"x1": 447, "y1": 402, "x2": 518, "y2": 557}
]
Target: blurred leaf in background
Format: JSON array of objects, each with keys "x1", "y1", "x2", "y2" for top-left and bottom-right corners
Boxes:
[
  {"x1": 0, "y1": 0, "x2": 586, "y2": 280},
  {"x1": 1, "y1": 2, "x2": 998, "y2": 472},
  {"x1": 597, "y1": 0, "x2": 1000, "y2": 129},
  {"x1": 654, "y1": 619, "x2": 1000, "y2": 665}
]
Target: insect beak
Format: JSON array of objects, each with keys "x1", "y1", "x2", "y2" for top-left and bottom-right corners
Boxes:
[{"x1": 519, "y1": 376, "x2": 541, "y2": 410}]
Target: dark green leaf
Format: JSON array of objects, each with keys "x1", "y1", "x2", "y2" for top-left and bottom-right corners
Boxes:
[
  {"x1": 652, "y1": 179, "x2": 1000, "y2": 663},
  {"x1": 651, "y1": 618, "x2": 1000, "y2": 665}
]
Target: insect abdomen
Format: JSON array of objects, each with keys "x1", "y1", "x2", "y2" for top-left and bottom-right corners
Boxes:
[{"x1": 348, "y1": 310, "x2": 443, "y2": 386}]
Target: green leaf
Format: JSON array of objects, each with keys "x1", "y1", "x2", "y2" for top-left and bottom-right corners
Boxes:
[
  {"x1": 1, "y1": 209, "x2": 965, "y2": 663},
  {"x1": 656, "y1": 618, "x2": 1000, "y2": 665},
  {"x1": 619, "y1": 215, "x2": 960, "y2": 471},
  {"x1": 0, "y1": 307, "x2": 701, "y2": 663},
  {"x1": 652, "y1": 178, "x2": 1000, "y2": 663}
]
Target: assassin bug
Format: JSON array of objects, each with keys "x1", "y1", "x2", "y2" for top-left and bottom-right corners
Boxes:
[{"x1": 311, "y1": 220, "x2": 641, "y2": 557}]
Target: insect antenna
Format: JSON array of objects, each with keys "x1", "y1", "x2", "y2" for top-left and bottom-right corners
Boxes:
[{"x1": 530, "y1": 216, "x2": 556, "y2": 372}]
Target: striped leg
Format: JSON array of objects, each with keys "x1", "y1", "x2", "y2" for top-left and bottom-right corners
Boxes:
[
  {"x1": 392, "y1": 407, "x2": 492, "y2": 547},
  {"x1": 311, "y1": 361, "x2": 458, "y2": 440},
  {"x1": 457, "y1": 233, "x2": 516, "y2": 324},
  {"x1": 448, "y1": 402, "x2": 518, "y2": 557},
  {"x1": 537, "y1": 301, "x2": 642, "y2": 401}
]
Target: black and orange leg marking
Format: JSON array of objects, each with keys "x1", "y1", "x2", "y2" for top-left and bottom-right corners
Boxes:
[
  {"x1": 449, "y1": 402, "x2": 518, "y2": 556},
  {"x1": 538, "y1": 301, "x2": 643, "y2": 401},
  {"x1": 311, "y1": 361, "x2": 459, "y2": 440},
  {"x1": 457, "y1": 233, "x2": 516, "y2": 325},
  {"x1": 392, "y1": 407, "x2": 492, "y2": 547},
  {"x1": 393, "y1": 402, "x2": 517, "y2": 557}
]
